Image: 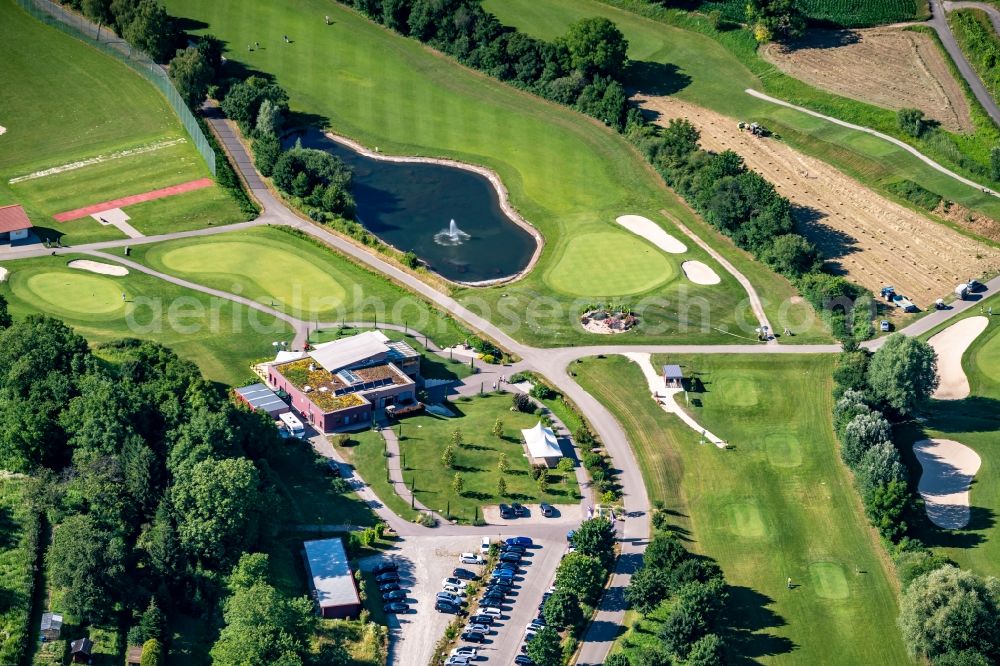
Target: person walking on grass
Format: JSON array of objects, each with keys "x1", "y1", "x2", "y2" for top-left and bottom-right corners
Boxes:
[{"x1": 787, "y1": 577, "x2": 793, "y2": 590}]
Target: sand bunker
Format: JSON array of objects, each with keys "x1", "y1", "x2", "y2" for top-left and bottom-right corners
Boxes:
[
  {"x1": 68, "y1": 260, "x2": 129, "y2": 277},
  {"x1": 681, "y1": 260, "x2": 721, "y2": 285},
  {"x1": 929, "y1": 316, "x2": 989, "y2": 400},
  {"x1": 616, "y1": 214, "x2": 687, "y2": 254},
  {"x1": 0, "y1": 267, "x2": 8, "y2": 282},
  {"x1": 913, "y1": 438, "x2": 982, "y2": 529}
]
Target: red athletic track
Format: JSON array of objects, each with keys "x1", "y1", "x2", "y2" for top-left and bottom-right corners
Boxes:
[{"x1": 53, "y1": 177, "x2": 214, "y2": 221}]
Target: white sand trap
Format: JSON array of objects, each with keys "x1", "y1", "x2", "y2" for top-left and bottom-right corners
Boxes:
[
  {"x1": 68, "y1": 260, "x2": 129, "y2": 277},
  {"x1": 913, "y1": 438, "x2": 982, "y2": 529},
  {"x1": 0, "y1": 267, "x2": 8, "y2": 282},
  {"x1": 929, "y1": 316, "x2": 989, "y2": 400},
  {"x1": 616, "y1": 214, "x2": 687, "y2": 254},
  {"x1": 681, "y1": 260, "x2": 721, "y2": 285}
]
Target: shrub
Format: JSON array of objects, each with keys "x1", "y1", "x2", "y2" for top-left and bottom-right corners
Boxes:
[
  {"x1": 887, "y1": 180, "x2": 943, "y2": 210},
  {"x1": 252, "y1": 133, "x2": 281, "y2": 177},
  {"x1": 511, "y1": 392, "x2": 533, "y2": 413},
  {"x1": 897, "y1": 108, "x2": 928, "y2": 138},
  {"x1": 140, "y1": 638, "x2": 164, "y2": 666},
  {"x1": 840, "y1": 411, "x2": 892, "y2": 469},
  {"x1": 529, "y1": 383, "x2": 557, "y2": 400}
]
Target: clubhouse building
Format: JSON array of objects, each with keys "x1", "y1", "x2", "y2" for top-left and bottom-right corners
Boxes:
[{"x1": 268, "y1": 331, "x2": 421, "y2": 431}]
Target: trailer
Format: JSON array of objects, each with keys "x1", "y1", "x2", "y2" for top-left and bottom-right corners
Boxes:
[
  {"x1": 881, "y1": 286, "x2": 916, "y2": 311},
  {"x1": 955, "y1": 283, "x2": 969, "y2": 300}
]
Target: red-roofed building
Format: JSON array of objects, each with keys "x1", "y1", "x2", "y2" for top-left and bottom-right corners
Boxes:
[{"x1": 0, "y1": 205, "x2": 33, "y2": 243}]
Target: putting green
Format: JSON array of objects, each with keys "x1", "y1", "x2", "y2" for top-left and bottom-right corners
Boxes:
[
  {"x1": 19, "y1": 271, "x2": 124, "y2": 316},
  {"x1": 972, "y1": 323, "x2": 1000, "y2": 388},
  {"x1": 765, "y1": 432, "x2": 802, "y2": 468},
  {"x1": 726, "y1": 500, "x2": 767, "y2": 538},
  {"x1": 714, "y1": 376, "x2": 760, "y2": 408},
  {"x1": 544, "y1": 230, "x2": 675, "y2": 297},
  {"x1": 809, "y1": 562, "x2": 851, "y2": 600},
  {"x1": 156, "y1": 241, "x2": 348, "y2": 313}
]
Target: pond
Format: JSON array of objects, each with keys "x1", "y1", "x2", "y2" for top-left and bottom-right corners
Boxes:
[{"x1": 291, "y1": 131, "x2": 538, "y2": 284}]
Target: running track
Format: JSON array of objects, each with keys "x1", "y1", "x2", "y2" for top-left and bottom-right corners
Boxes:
[{"x1": 52, "y1": 177, "x2": 214, "y2": 221}]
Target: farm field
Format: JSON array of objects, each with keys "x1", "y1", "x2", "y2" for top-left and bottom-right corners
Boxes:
[
  {"x1": 635, "y1": 94, "x2": 1000, "y2": 305},
  {"x1": 762, "y1": 28, "x2": 971, "y2": 133},
  {"x1": 0, "y1": 0, "x2": 244, "y2": 244},
  {"x1": 0, "y1": 477, "x2": 35, "y2": 666},
  {"x1": 395, "y1": 393, "x2": 581, "y2": 523},
  {"x1": 484, "y1": 0, "x2": 1000, "y2": 224},
  {"x1": 164, "y1": 0, "x2": 830, "y2": 346},
  {"x1": 128, "y1": 226, "x2": 469, "y2": 346},
  {"x1": 901, "y1": 292, "x2": 1000, "y2": 579},
  {"x1": 574, "y1": 354, "x2": 909, "y2": 665},
  {"x1": 0, "y1": 255, "x2": 290, "y2": 385},
  {"x1": 698, "y1": 0, "x2": 929, "y2": 27}
]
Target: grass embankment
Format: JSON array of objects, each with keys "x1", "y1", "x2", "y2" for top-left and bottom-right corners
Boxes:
[
  {"x1": 900, "y1": 293, "x2": 1000, "y2": 578},
  {"x1": 484, "y1": 0, "x2": 1000, "y2": 227},
  {"x1": 338, "y1": 429, "x2": 421, "y2": 522},
  {"x1": 0, "y1": 0, "x2": 244, "y2": 245},
  {"x1": 0, "y1": 255, "x2": 290, "y2": 386},
  {"x1": 164, "y1": 0, "x2": 829, "y2": 345},
  {"x1": 949, "y1": 9, "x2": 1000, "y2": 106},
  {"x1": 0, "y1": 477, "x2": 37, "y2": 665},
  {"x1": 574, "y1": 354, "x2": 909, "y2": 665},
  {"x1": 129, "y1": 226, "x2": 469, "y2": 347}
]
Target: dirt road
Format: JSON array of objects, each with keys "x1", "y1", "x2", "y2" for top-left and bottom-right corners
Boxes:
[{"x1": 634, "y1": 94, "x2": 1000, "y2": 305}]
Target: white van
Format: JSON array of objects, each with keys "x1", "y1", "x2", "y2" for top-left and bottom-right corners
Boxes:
[
  {"x1": 278, "y1": 412, "x2": 304, "y2": 437},
  {"x1": 481, "y1": 607, "x2": 503, "y2": 618},
  {"x1": 480, "y1": 536, "x2": 491, "y2": 554}
]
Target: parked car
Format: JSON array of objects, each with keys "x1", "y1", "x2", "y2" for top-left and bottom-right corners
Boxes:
[
  {"x1": 492, "y1": 566, "x2": 515, "y2": 576},
  {"x1": 436, "y1": 600, "x2": 462, "y2": 614},
  {"x1": 451, "y1": 646, "x2": 478, "y2": 657},
  {"x1": 532, "y1": 615, "x2": 546, "y2": 626},
  {"x1": 500, "y1": 552, "x2": 522, "y2": 564},
  {"x1": 376, "y1": 571, "x2": 399, "y2": 583},
  {"x1": 460, "y1": 631, "x2": 486, "y2": 643},
  {"x1": 325, "y1": 459, "x2": 342, "y2": 477},
  {"x1": 497, "y1": 560, "x2": 519, "y2": 570},
  {"x1": 483, "y1": 592, "x2": 506, "y2": 603},
  {"x1": 527, "y1": 621, "x2": 545, "y2": 633},
  {"x1": 511, "y1": 502, "x2": 527, "y2": 517},
  {"x1": 385, "y1": 602, "x2": 409, "y2": 613},
  {"x1": 489, "y1": 576, "x2": 513, "y2": 586},
  {"x1": 467, "y1": 622, "x2": 491, "y2": 633},
  {"x1": 502, "y1": 544, "x2": 525, "y2": 554},
  {"x1": 537, "y1": 592, "x2": 552, "y2": 611},
  {"x1": 443, "y1": 577, "x2": 469, "y2": 590},
  {"x1": 382, "y1": 590, "x2": 407, "y2": 602},
  {"x1": 436, "y1": 592, "x2": 463, "y2": 606},
  {"x1": 506, "y1": 536, "x2": 533, "y2": 547},
  {"x1": 499, "y1": 503, "x2": 514, "y2": 519},
  {"x1": 378, "y1": 582, "x2": 400, "y2": 593},
  {"x1": 880, "y1": 320, "x2": 891, "y2": 332},
  {"x1": 453, "y1": 567, "x2": 478, "y2": 580},
  {"x1": 482, "y1": 607, "x2": 503, "y2": 618},
  {"x1": 459, "y1": 553, "x2": 484, "y2": 565},
  {"x1": 445, "y1": 657, "x2": 471, "y2": 666},
  {"x1": 470, "y1": 614, "x2": 495, "y2": 625},
  {"x1": 480, "y1": 536, "x2": 492, "y2": 553},
  {"x1": 479, "y1": 597, "x2": 503, "y2": 609},
  {"x1": 514, "y1": 656, "x2": 536, "y2": 665},
  {"x1": 443, "y1": 583, "x2": 466, "y2": 596},
  {"x1": 539, "y1": 503, "x2": 555, "y2": 517},
  {"x1": 372, "y1": 561, "x2": 398, "y2": 576}
]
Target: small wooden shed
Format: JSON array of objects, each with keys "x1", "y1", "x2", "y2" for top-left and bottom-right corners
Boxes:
[
  {"x1": 39, "y1": 612, "x2": 63, "y2": 641},
  {"x1": 70, "y1": 637, "x2": 93, "y2": 663},
  {"x1": 662, "y1": 364, "x2": 683, "y2": 389},
  {"x1": 126, "y1": 645, "x2": 143, "y2": 666}
]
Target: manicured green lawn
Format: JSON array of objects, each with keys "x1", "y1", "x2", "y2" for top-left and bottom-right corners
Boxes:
[
  {"x1": 396, "y1": 394, "x2": 580, "y2": 523},
  {"x1": 0, "y1": 478, "x2": 35, "y2": 666},
  {"x1": 0, "y1": 255, "x2": 290, "y2": 386},
  {"x1": 0, "y1": 0, "x2": 244, "y2": 239},
  {"x1": 574, "y1": 354, "x2": 909, "y2": 665},
  {"x1": 544, "y1": 230, "x2": 677, "y2": 297},
  {"x1": 129, "y1": 226, "x2": 469, "y2": 346},
  {"x1": 484, "y1": 0, "x2": 1000, "y2": 225},
  {"x1": 165, "y1": 0, "x2": 830, "y2": 345},
  {"x1": 903, "y1": 292, "x2": 1000, "y2": 578},
  {"x1": 339, "y1": 429, "x2": 421, "y2": 522}
]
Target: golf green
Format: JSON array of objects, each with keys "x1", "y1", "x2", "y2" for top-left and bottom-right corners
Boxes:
[
  {"x1": 809, "y1": 562, "x2": 851, "y2": 600},
  {"x1": 157, "y1": 241, "x2": 348, "y2": 313},
  {"x1": 972, "y1": 322, "x2": 1000, "y2": 389},
  {"x1": 545, "y1": 231, "x2": 675, "y2": 297},
  {"x1": 20, "y1": 271, "x2": 125, "y2": 316},
  {"x1": 765, "y1": 432, "x2": 803, "y2": 468},
  {"x1": 726, "y1": 500, "x2": 767, "y2": 538}
]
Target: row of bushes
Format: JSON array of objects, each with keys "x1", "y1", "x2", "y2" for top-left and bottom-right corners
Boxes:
[
  {"x1": 830, "y1": 334, "x2": 1000, "y2": 665},
  {"x1": 614, "y1": 524, "x2": 730, "y2": 665},
  {"x1": 530, "y1": 517, "x2": 618, "y2": 665}
]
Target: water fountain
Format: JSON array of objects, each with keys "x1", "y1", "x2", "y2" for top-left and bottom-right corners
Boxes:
[{"x1": 433, "y1": 218, "x2": 471, "y2": 246}]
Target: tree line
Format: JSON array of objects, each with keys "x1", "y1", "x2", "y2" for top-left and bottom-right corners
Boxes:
[
  {"x1": 0, "y1": 301, "x2": 340, "y2": 665},
  {"x1": 831, "y1": 333, "x2": 1000, "y2": 665}
]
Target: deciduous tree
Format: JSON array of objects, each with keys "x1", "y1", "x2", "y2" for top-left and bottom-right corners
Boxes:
[
  {"x1": 169, "y1": 47, "x2": 213, "y2": 109},
  {"x1": 555, "y1": 553, "x2": 605, "y2": 606},
  {"x1": 542, "y1": 588, "x2": 582, "y2": 629},
  {"x1": 867, "y1": 334, "x2": 938, "y2": 415},
  {"x1": 561, "y1": 17, "x2": 629, "y2": 77},
  {"x1": 525, "y1": 626, "x2": 562, "y2": 666}
]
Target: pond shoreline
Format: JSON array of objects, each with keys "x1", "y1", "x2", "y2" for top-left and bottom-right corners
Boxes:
[{"x1": 324, "y1": 131, "x2": 544, "y2": 288}]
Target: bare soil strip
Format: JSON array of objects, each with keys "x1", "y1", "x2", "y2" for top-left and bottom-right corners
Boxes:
[
  {"x1": 635, "y1": 94, "x2": 1000, "y2": 305},
  {"x1": 762, "y1": 28, "x2": 972, "y2": 133}
]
